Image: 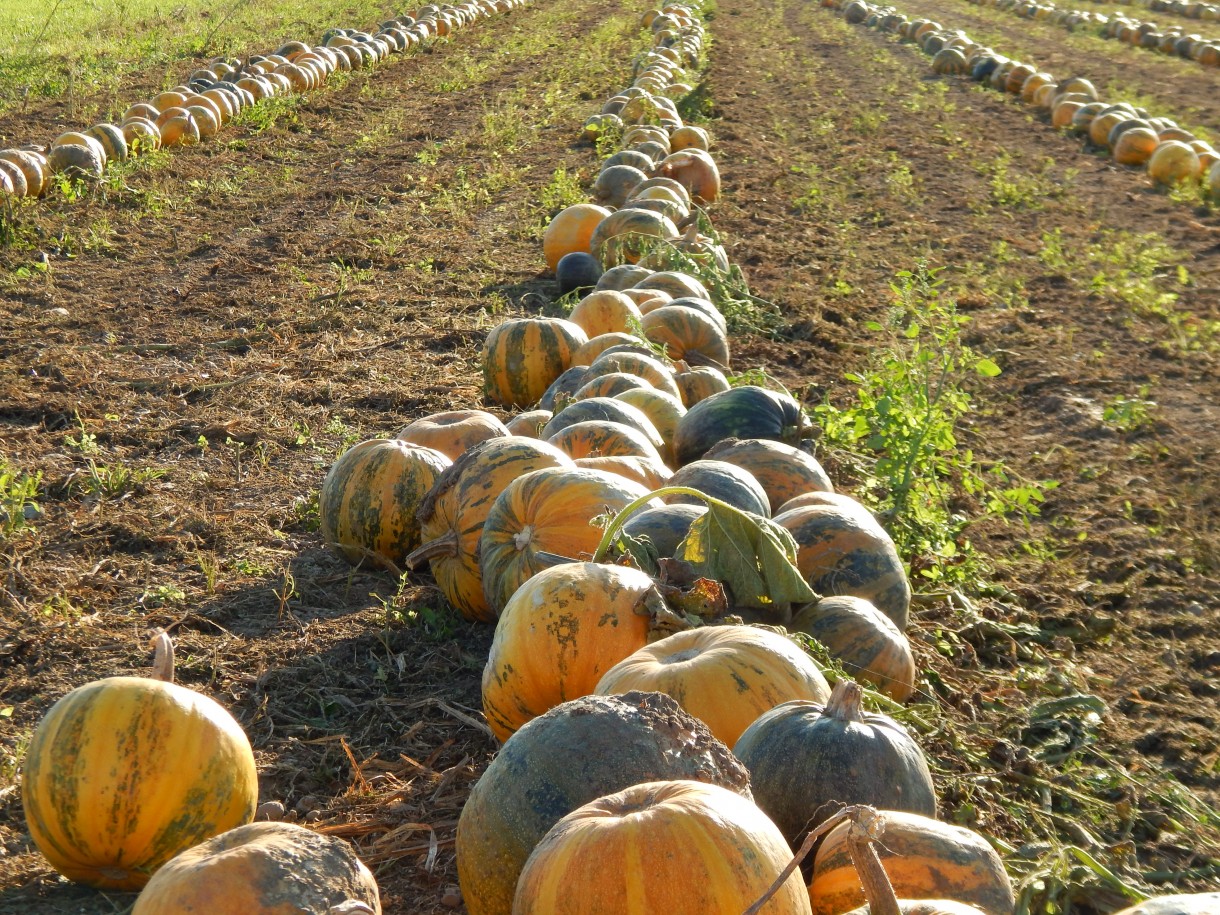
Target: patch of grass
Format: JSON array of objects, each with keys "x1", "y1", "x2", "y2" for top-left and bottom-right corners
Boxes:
[
  {"x1": 0, "y1": 457, "x2": 42, "y2": 542},
  {"x1": 70, "y1": 459, "x2": 164, "y2": 499},
  {"x1": 1102, "y1": 386, "x2": 1158, "y2": 433}
]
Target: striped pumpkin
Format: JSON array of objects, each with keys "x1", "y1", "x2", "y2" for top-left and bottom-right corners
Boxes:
[
  {"x1": 572, "y1": 371, "x2": 652, "y2": 400},
  {"x1": 483, "y1": 318, "x2": 588, "y2": 409},
  {"x1": 482, "y1": 562, "x2": 657, "y2": 742},
  {"x1": 614, "y1": 387, "x2": 685, "y2": 465},
  {"x1": 640, "y1": 305, "x2": 731, "y2": 369},
  {"x1": 23, "y1": 676, "x2": 258, "y2": 890},
  {"x1": 411, "y1": 437, "x2": 573, "y2": 622},
  {"x1": 573, "y1": 332, "x2": 644, "y2": 366},
  {"x1": 675, "y1": 365, "x2": 731, "y2": 408},
  {"x1": 585, "y1": 350, "x2": 682, "y2": 400},
  {"x1": 704, "y1": 438, "x2": 834, "y2": 511},
  {"x1": 395, "y1": 409, "x2": 509, "y2": 461},
  {"x1": 542, "y1": 397, "x2": 666, "y2": 454},
  {"x1": 478, "y1": 466, "x2": 657, "y2": 615},
  {"x1": 513, "y1": 781, "x2": 812, "y2": 915},
  {"x1": 595, "y1": 625, "x2": 831, "y2": 748},
  {"x1": 575, "y1": 455, "x2": 673, "y2": 490},
  {"x1": 567, "y1": 290, "x2": 644, "y2": 338},
  {"x1": 320, "y1": 439, "x2": 451, "y2": 569},
  {"x1": 774, "y1": 502, "x2": 912, "y2": 630},
  {"x1": 547, "y1": 420, "x2": 667, "y2": 464},
  {"x1": 810, "y1": 811, "x2": 1015, "y2": 915},
  {"x1": 792, "y1": 596, "x2": 917, "y2": 702}
]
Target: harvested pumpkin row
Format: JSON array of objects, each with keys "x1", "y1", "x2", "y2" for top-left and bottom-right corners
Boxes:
[
  {"x1": 964, "y1": 0, "x2": 1220, "y2": 69},
  {"x1": 827, "y1": 0, "x2": 1220, "y2": 197},
  {"x1": 0, "y1": 0, "x2": 529, "y2": 198}
]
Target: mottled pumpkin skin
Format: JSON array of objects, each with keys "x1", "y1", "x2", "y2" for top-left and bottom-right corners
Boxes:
[
  {"x1": 23, "y1": 677, "x2": 258, "y2": 890},
  {"x1": 505, "y1": 409, "x2": 553, "y2": 439},
  {"x1": 584, "y1": 350, "x2": 682, "y2": 400},
  {"x1": 483, "y1": 318, "x2": 588, "y2": 409},
  {"x1": 792, "y1": 596, "x2": 917, "y2": 702},
  {"x1": 640, "y1": 304, "x2": 731, "y2": 368},
  {"x1": 665, "y1": 459, "x2": 771, "y2": 517},
  {"x1": 572, "y1": 332, "x2": 645, "y2": 367},
  {"x1": 1112, "y1": 894, "x2": 1220, "y2": 915},
  {"x1": 547, "y1": 420, "x2": 667, "y2": 464},
  {"x1": 514, "y1": 780, "x2": 812, "y2": 915},
  {"x1": 596, "y1": 625, "x2": 831, "y2": 748},
  {"x1": 478, "y1": 466, "x2": 657, "y2": 616},
  {"x1": 674, "y1": 386, "x2": 809, "y2": 466},
  {"x1": 774, "y1": 503, "x2": 912, "y2": 630},
  {"x1": 810, "y1": 811, "x2": 1014, "y2": 915},
  {"x1": 395, "y1": 409, "x2": 509, "y2": 461},
  {"x1": 457, "y1": 692, "x2": 753, "y2": 915},
  {"x1": 542, "y1": 397, "x2": 665, "y2": 455},
  {"x1": 733, "y1": 684, "x2": 937, "y2": 852},
  {"x1": 675, "y1": 365, "x2": 731, "y2": 408},
  {"x1": 622, "y1": 503, "x2": 707, "y2": 558},
  {"x1": 416, "y1": 437, "x2": 573, "y2": 623},
  {"x1": 573, "y1": 371, "x2": 652, "y2": 401},
  {"x1": 320, "y1": 439, "x2": 451, "y2": 569},
  {"x1": 705, "y1": 439, "x2": 834, "y2": 512},
  {"x1": 575, "y1": 455, "x2": 673, "y2": 490},
  {"x1": 482, "y1": 563, "x2": 658, "y2": 743},
  {"x1": 131, "y1": 822, "x2": 381, "y2": 914},
  {"x1": 615, "y1": 387, "x2": 685, "y2": 464}
]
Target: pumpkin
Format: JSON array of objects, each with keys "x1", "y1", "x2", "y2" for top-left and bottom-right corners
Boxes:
[
  {"x1": 23, "y1": 662, "x2": 258, "y2": 889},
  {"x1": 676, "y1": 364, "x2": 732, "y2": 407},
  {"x1": 542, "y1": 397, "x2": 666, "y2": 453},
  {"x1": 547, "y1": 420, "x2": 667, "y2": 464},
  {"x1": 640, "y1": 304, "x2": 731, "y2": 368},
  {"x1": 572, "y1": 371, "x2": 653, "y2": 400},
  {"x1": 596, "y1": 625, "x2": 831, "y2": 747},
  {"x1": 539, "y1": 365, "x2": 592, "y2": 412},
  {"x1": 793, "y1": 596, "x2": 917, "y2": 702},
  {"x1": 482, "y1": 317, "x2": 587, "y2": 408},
  {"x1": 0, "y1": 149, "x2": 48, "y2": 196},
  {"x1": 634, "y1": 270, "x2": 712, "y2": 302},
  {"x1": 1112, "y1": 895, "x2": 1220, "y2": 915},
  {"x1": 131, "y1": 822, "x2": 381, "y2": 914},
  {"x1": 160, "y1": 111, "x2": 201, "y2": 147},
  {"x1": 1210, "y1": 159, "x2": 1220, "y2": 197},
  {"x1": 589, "y1": 207, "x2": 679, "y2": 267},
  {"x1": 594, "y1": 164, "x2": 650, "y2": 208},
  {"x1": 674, "y1": 386, "x2": 810, "y2": 466},
  {"x1": 586, "y1": 350, "x2": 682, "y2": 399},
  {"x1": 319, "y1": 439, "x2": 450, "y2": 569},
  {"x1": 596, "y1": 264, "x2": 654, "y2": 291},
  {"x1": 622, "y1": 503, "x2": 706, "y2": 557},
  {"x1": 1148, "y1": 140, "x2": 1201, "y2": 185},
  {"x1": 655, "y1": 148, "x2": 721, "y2": 204},
  {"x1": 568, "y1": 290, "x2": 644, "y2": 338},
  {"x1": 396, "y1": 409, "x2": 509, "y2": 460},
  {"x1": 556, "y1": 252, "x2": 603, "y2": 295},
  {"x1": 47, "y1": 143, "x2": 105, "y2": 179},
  {"x1": 733, "y1": 681, "x2": 937, "y2": 852},
  {"x1": 845, "y1": 904, "x2": 987, "y2": 914},
  {"x1": 574, "y1": 455, "x2": 672, "y2": 489},
  {"x1": 456, "y1": 691, "x2": 752, "y2": 915},
  {"x1": 810, "y1": 811, "x2": 1014, "y2": 915},
  {"x1": 615, "y1": 386, "x2": 685, "y2": 462},
  {"x1": 666, "y1": 459, "x2": 771, "y2": 516},
  {"x1": 122, "y1": 117, "x2": 162, "y2": 152},
  {"x1": 775, "y1": 502, "x2": 911, "y2": 629},
  {"x1": 478, "y1": 466, "x2": 656, "y2": 615},
  {"x1": 482, "y1": 562, "x2": 661, "y2": 742},
  {"x1": 1113, "y1": 127, "x2": 1161, "y2": 166},
  {"x1": 85, "y1": 124, "x2": 127, "y2": 162},
  {"x1": 514, "y1": 780, "x2": 811, "y2": 915},
  {"x1": 0, "y1": 159, "x2": 27, "y2": 197},
  {"x1": 670, "y1": 124, "x2": 711, "y2": 151},
  {"x1": 704, "y1": 438, "x2": 833, "y2": 510},
  {"x1": 776, "y1": 491, "x2": 871, "y2": 516},
  {"x1": 573, "y1": 332, "x2": 645, "y2": 366},
  {"x1": 666, "y1": 294, "x2": 728, "y2": 333},
  {"x1": 505, "y1": 409, "x2": 552, "y2": 438},
  {"x1": 410, "y1": 437, "x2": 572, "y2": 622}
]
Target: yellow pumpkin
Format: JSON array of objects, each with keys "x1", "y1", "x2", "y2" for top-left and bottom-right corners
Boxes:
[
  {"x1": 543, "y1": 204, "x2": 613, "y2": 272},
  {"x1": 568, "y1": 290, "x2": 645, "y2": 338},
  {"x1": 482, "y1": 318, "x2": 587, "y2": 409}
]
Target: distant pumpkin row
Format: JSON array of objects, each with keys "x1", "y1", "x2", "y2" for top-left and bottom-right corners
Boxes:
[{"x1": 0, "y1": 0, "x2": 528, "y2": 198}]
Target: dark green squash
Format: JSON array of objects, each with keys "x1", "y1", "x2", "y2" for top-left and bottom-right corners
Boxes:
[
  {"x1": 673, "y1": 386, "x2": 810, "y2": 466},
  {"x1": 732, "y1": 680, "x2": 936, "y2": 853},
  {"x1": 621, "y1": 503, "x2": 707, "y2": 558},
  {"x1": 665, "y1": 459, "x2": 770, "y2": 517}
]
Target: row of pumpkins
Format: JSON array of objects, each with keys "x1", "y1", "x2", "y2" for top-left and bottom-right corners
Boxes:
[
  {"x1": 833, "y1": 0, "x2": 1220, "y2": 196},
  {"x1": 1110, "y1": 0, "x2": 1220, "y2": 21},
  {"x1": 966, "y1": 0, "x2": 1220, "y2": 68},
  {"x1": 0, "y1": 0, "x2": 526, "y2": 199}
]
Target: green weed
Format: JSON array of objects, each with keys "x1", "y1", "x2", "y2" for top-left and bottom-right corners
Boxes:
[{"x1": 0, "y1": 457, "x2": 42, "y2": 542}]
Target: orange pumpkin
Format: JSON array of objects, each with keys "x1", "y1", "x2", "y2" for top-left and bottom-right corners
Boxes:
[
  {"x1": 513, "y1": 780, "x2": 812, "y2": 914},
  {"x1": 505, "y1": 409, "x2": 552, "y2": 438},
  {"x1": 548, "y1": 420, "x2": 667, "y2": 464},
  {"x1": 810, "y1": 811, "x2": 1014, "y2": 915},
  {"x1": 640, "y1": 305, "x2": 730, "y2": 368},
  {"x1": 23, "y1": 671, "x2": 258, "y2": 889},
  {"x1": 568, "y1": 290, "x2": 645, "y2": 338},
  {"x1": 704, "y1": 438, "x2": 833, "y2": 511},
  {"x1": 573, "y1": 332, "x2": 646, "y2": 366},
  {"x1": 411, "y1": 437, "x2": 573, "y2": 622},
  {"x1": 481, "y1": 562, "x2": 659, "y2": 742},
  {"x1": 675, "y1": 365, "x2": 731, "y2": 407},
  {"x1": 543, "y1": 397, "x2": 667, "y2": 454},
  {"x1": 585, "y1": 350, "x2": 682, "y2": 400},
  {"x1": 615, "y1": 386, "x2": 686, "y2": 463},
  {"x1": 483, "y1": 318, "x2": 587, "y2": 408},
  {"x1": 396, "y1": 409, "x2": 509, "y2": 460},
  {"x1": 478, "y1": 466, "x2": 657, "y2": 615},
  {"x1": 572, "y1": 371, "x2": 653, "y2": 400},
  {"x1": 574, "y1": 455, "x2": 673, "y2": 489},
  {"x1": 320, "y1": 439, "x2": 451, "y2": 569},
  {"x1": 793, "y1": 596, "x2": 917, "y2": 702},
  {"x1": 131, "y1": 822, "x2": 381, "y2": 914},
  {"x1": 596, "y1": 625, "x2": 831, "y2": 747}
]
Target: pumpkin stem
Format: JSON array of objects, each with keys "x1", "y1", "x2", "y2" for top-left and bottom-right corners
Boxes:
[
  {"x1": 404, "y1": 530, "x2": 459, "y2": 569},
  {"x1": 823, "y1": 679, "x2": 866, "y2": 723},
  {"x1": 513, "y1": 524, "x2": 534, "y2": 551},
  {"x1": 150, "y1": 629, "x2": 175, "y2": 683},
  {"x1": 328, "y1": 903, "x2": 377, "y2": 915},
  {"x1": 846, "y1": 808, "x2": 901, "y2": 915}
]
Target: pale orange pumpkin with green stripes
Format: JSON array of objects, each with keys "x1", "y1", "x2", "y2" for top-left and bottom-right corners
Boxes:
[
  {"x1": 320, "y1": 438, "x2": 451, "y2": 569},
  {"x1": 640, "y1": 304, "x2": 731, "y2": 369},
  {"x1": 482, "y1": 318, "x2": 587, "y2": 409},
  {"x1": 22, "y1": 676, "x2": 258, "y2": 890}
]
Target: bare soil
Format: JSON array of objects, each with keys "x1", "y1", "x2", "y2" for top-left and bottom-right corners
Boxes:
[{"x1": 1, "y1": 0, "x2": 1218, "y2": 911}]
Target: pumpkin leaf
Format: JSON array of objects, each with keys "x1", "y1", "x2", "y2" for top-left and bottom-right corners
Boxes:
[{"x1": 677, "y1": 499, "x2": 815, "y2": 612}]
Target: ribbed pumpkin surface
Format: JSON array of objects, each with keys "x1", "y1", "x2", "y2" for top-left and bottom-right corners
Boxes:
[
  {"x1": 567, "y1": 290, "x2": 644, "y2": 338},
  {"x1": 615, "y1": 387, "x2": 685, "y2": 464},
  {"x1": 547, "y1": 420, "x2": 667, "y2": 464},
  {"x1": 574, "y1": 455, "x2": 673, "y2": 490},
  {"x1": 1112, "y1": 894, "x2": 1220, "y2": 915},
  {"x1": 675, "y1": 365, "x2": 731, "y2": 408},
  {"x1": 585, "y1": 350, "x2": 682, "y2": 400},
  {"x1": 479, "y1": 465, "x2": 657, "y2": 616},
  {"x1": 774, "y1": 503, "x2": 912, "y2": 630},
  {"x1": 792, "y1": 596, "x2": 917, "y2": 702},
  {"x1": 640, "y1": 304, "x2": 731, "y2": 368},
  {"x1": 704, "y1": 438, "x2": 834, "y2": 511},
  {"x1": 23, "y1": 677, "x2": 258, "y2": 890},
  {"x1": 320, "y1": 439, "x2": 451, "y2": 569},
  {"x1": 596, "y1": 625, "x2": 831, "y2": 748},
  {"x1": 456, "y1": 692, "x2": 752, "y2": 915},
  {"x1": 131, "y1": 822, "x2": 381, "y2": 914},
  {"x1": 733, "y1": 682, "x2": 936, "y2": 852},
  {"x1": 482, "y1": 562, "x2": 657, "y2": 742},
  {"x1": 674, "y1": 386, "x2": 809, "y2": 465},
  {"x1": 483, "y1": 318, "x2": 587, "y2": 409},
  {"x1": 414, "y1": 437, "x2": 573, "y2": 622},
  {"x1": 542, "y1": 397, "x2": 665, "y2": 453},
  {"x1": 396, "y1": 409, "x2": 509, "y2": 461},
  {"x1": 513, "y1": 780, "x2": 811, "y2": 915},
  {"x1": 810, "y1": 811, "x2": 1014, "y2": 915}
]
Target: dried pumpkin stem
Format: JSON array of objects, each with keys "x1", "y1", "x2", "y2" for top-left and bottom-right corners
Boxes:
[
  {"x1": 824, "y1": 679, "x2": 866, "y2": 723},
  {"x1": 404, "y1": 530, "x2": 459, "y2": 569},
  {"x1": 846, "y1": 808, "x2": 901, "y2": 915},
  {"x1": 149, "y1": 630, "x2": 174, "y2": 683}
]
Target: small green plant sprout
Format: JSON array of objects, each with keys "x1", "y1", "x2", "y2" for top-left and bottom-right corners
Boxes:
[
  {"x1": 1102, "y1": 386, "x2": 1157, "y2": 433},
  {"x1": 1, "y1": 458, "x2": 43, "y2": 541}
]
